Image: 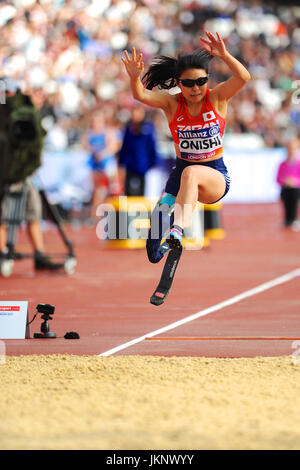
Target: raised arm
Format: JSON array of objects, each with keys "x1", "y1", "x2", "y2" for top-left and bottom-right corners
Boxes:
[
  {"x1": 121, "y1": 48, "x2": 175, "y2": 116},
  {"x1": 200, "y1": 31, "x2": 251, "y2": 102}
]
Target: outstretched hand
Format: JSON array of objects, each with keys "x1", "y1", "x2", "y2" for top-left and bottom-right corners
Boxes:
[
  {"x1": 121, "y1": 47, "x2": 144, "y2": 80},
  {"x1": 200, "y1": 31, "x2": 227, "y2": 58}
]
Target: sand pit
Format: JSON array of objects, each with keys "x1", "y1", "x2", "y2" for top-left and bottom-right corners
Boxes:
[{"x1": 0, "y1": 354, "x2": 300, "y2": 450}]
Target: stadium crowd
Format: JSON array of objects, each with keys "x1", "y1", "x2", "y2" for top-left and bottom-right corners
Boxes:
[{"x1": 0, "y1": 0, "x2": 299, "y2": 153}]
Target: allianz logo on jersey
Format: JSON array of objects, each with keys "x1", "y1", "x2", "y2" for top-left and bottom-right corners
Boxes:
[{"x1": 177, "y1": 111, "x2": 218, "y2": 130}]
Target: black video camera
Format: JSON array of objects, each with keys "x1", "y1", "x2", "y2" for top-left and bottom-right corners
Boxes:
[
  {"x1": 33, "y1": 304, "x2": 56, "y2": 338},
  {"x1": 36, "y1": 303, "x2": 55, "y2": 318}
]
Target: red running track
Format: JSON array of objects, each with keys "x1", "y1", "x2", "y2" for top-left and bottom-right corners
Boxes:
[{"x1": 1, "y1": 202, "x2": 300, "y2": 358}]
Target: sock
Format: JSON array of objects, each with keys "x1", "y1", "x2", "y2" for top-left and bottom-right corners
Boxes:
[{"x1": 169, "y1": 224, "x2": 183, "y2": 239}]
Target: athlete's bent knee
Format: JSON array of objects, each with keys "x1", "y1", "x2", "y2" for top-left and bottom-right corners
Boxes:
[{"x1": 180, "y1": 166, "x2": 197, "y2": 184}]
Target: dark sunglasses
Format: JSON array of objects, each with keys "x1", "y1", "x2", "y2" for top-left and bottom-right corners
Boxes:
[{"x1": 178, "y1": 76, "x2": 209, "y2": 87}]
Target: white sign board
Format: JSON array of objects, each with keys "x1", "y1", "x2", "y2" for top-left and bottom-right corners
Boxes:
[
  {"x1": 0, "y1": 301, "x2": 30, "y2": 339},
  {"x1": 222, "y1": 148, "x2": 285, "y2": 203}
]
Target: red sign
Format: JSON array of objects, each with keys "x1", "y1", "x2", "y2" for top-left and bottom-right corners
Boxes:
[{"x1": 0, "y1": 306, "x2": 20, "y2": 311}]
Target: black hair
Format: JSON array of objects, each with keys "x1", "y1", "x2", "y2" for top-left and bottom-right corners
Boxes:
[{"x1": 142, "y1": 49, "x2": 213, "y2": 90}]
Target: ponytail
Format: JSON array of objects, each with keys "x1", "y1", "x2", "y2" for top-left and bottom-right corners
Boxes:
[
  {"x1": 142, "y1": 49, "x2": 213, "y2": 90},
  {"x1": 142, "y1": 56, "x2": 178, "y2": 90}
]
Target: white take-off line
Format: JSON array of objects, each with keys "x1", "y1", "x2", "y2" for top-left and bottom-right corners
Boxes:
[{"x1": 99, "y1": 267, "x2": 300, "y2": 356}]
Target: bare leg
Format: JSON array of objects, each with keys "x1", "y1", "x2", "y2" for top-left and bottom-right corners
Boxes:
[
  {"x1": 173, "y1": 165, "x2": 226, "y2": 229},
  {"x1": 90, "y1": 170, "x2": 112, "y2": 220},
  {"x1": 27, "y1": 220, "x2": 65, "y2": 270},
  {"x1": 27, "y1": 220, "x2": 45, "y2": 252},
  {"x1": 0, "y1": 225, "x2": 7, "y2": 252}
]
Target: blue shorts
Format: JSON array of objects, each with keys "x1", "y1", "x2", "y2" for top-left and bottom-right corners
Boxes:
[
  {"x1": 164, "y1": 157, "x2": 230, "y2": 203},
  {"x1": 88, "y1": 154, "x2": 118, "y2": 178}
]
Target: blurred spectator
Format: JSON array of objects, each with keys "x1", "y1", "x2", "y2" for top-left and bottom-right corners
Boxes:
[
  {"x1": 82, "y1": 109, "x2": 121, "y2": 217},
  {"x1": 0, "y1": 179, "x2": 65, "y2": 270},
  {"x1": 118, "y1": 105, "x2": 160, "y2": 196},
  {"x1": 276, "y1": 137, "x2": 300, "y2": 231}
]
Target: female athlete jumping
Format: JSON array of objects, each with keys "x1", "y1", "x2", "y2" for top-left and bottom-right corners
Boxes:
[{"x1": 122, "y1": 31, "x2": 251, "y2": 250}]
